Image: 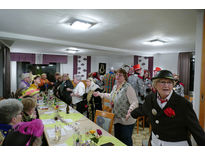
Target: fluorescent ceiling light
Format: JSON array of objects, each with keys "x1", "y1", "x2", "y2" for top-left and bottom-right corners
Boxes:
[
  {"x1": 66, "y1": 47, "x2": 79, "y2": 54},
  {"x1": 71, "y1": 21, "x2": 93, "y2": 30},
  {"x1": 144, "y1": 39, "x2": 167, "y2": 46},
  {"x1": 62, "y1": 17, "x2": 96, "y2": 30}
]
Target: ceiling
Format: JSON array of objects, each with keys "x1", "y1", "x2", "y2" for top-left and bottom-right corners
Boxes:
[{"x1": 0, "y1": 9, "x2": 197, "y2": 56}]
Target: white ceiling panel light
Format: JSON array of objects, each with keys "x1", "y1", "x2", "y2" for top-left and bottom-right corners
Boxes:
[
  {"x1": 144, "y1": 39, "x2": 167, "y2": 46},
  {"x1": 66, "y1": 47, "x2": 79, "y2": 54},
  {"x1": 62, "y1": 17, "x2": 97, "y2": 30}
]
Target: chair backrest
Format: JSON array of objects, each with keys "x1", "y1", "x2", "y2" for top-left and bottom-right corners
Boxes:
[
  {"x1": 102, "y1": 105, "x2": 112, "y2": 113},
  {"x1": 102, "y1": 98, "x2": 112, "y2": 108},
  {"x1": 94, "y1": 110, "x2": 114, "y2": 134}
]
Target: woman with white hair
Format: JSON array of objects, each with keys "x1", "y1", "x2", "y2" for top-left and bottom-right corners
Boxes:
[
  {"x1": 68, "y1": 74, "x2": 85, "y2": 113},
  {"x1": 19, "y1": 73, "x2": 31, "y2": 91},
  {"x1": 0, "y1": 99, "x2": 23, "y2": 145},
  {"x1": 82, "y1": 78, "x2": 102, "y2": 121}
]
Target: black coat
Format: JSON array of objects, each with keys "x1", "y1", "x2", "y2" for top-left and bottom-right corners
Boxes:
[
  {"x1": 131, "y1": 91, "x2": 205, "y2": 145},
  {"x1": 59, "y1": 80, "x2": 74, "y2": 105}
]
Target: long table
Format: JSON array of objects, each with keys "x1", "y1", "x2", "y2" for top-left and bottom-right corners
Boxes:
[{"x1": 37, "y1": 99, "x2": 125, "y2": 146}]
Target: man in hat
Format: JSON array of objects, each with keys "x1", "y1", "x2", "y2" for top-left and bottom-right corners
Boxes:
[
  {"x1": 19, "y1": 73, "x2": 31, "y2": 92},
  {"x1": 131, "y1": 70, "x2": 205, "y2": 146},
  {"x1": 153, "y1": 67, "x2": 161, "y2": 77},
  {"x1": 173, "y1": 74, "x2": 184, "y2": 97},
  {"x1": 128, "y1": 64, "x2": 144, "y2": 105}
]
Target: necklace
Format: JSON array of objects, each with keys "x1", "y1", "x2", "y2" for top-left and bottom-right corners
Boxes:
[{"x1": 111, "y1": 81, "x2": 125, "y2": 103}]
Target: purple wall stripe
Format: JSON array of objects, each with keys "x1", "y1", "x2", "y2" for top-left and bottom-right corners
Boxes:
[
  {"x1": 73, "y1": 55, "x2": 78, "y2": 78},
  {"x1": 43, "y1": 54, "x2": 67, "y2": 64},
  {"x1": 148, "y1": 57, "x2": 154, "y2": 77},
  {"x1": 87, "y1": 56, "x2": 91, "y2": 78},
  {"x1": 10, "y1": 53, "x2": 35, "y2": 64},
  {"x1": 134, "y1": 55, "x2": 139, "y2": 65}
]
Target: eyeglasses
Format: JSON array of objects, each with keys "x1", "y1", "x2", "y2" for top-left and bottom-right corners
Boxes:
[
  {"x1": 116, "y1": 73, "x2": 124, "y2": 77},
  {"x1": 158, "y1": 81, "x2": 173, "y2": 86}
]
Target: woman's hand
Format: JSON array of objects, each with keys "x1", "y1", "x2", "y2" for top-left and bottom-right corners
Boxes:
[
  {"x1": 66, "y1": 88, "x2": 72, "y2": 92},
  {"x1": 125, "y1": 109, "x2": 132, "y2": 120}
]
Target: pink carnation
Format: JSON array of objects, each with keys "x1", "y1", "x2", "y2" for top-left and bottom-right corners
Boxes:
[{"x1": 96, "y1": 129, "x2": 102, "y2": 136}]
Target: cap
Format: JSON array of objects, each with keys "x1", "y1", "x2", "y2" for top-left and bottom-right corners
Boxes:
[{"x1": 133, "y1": 64, "x2": 141, "y2": 70}]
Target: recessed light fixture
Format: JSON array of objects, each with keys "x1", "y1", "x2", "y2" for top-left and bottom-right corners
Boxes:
[
  {"x1": 62, "y1": 17, "x2": 97, "y2": 30},
  {"x1": 66, "y1": 47, "x2": 79, "y2": 54},
  {"x1": 144, "y1": 39, "x2": 167, "y2": 46}
]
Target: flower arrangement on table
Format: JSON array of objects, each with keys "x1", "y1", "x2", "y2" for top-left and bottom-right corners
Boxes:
[{"x1": 86, "y1": 129, "x2": 102, "y2": 144}]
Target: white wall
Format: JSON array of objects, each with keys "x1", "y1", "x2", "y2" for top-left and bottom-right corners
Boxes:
[
  {"x1": 193, "y1": 10, "x2": 204, "y2": 118},
  {"x1": 60, "y1": 56, "x2": 73, "y2": 80},
  {"x1": 91, "y1": 55, "x2": 133, "y2": 73},
  {"x1": 153, "y1": 53, "x2": 179, "y2": 74},
  {"x1": 10, "y1": 61, "x2": 17, "y2": 92}
]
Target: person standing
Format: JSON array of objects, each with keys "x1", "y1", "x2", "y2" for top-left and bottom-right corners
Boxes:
[
  {"x1": 102, "y1": 67, "x2": 115, "y2": 93},
  {"x1": 173, "y1": 74, "x2": 184, "y2": 97},
  {"x1": 83, "y1": 78, "x2": 103, "y2": 121},
  {"x1": 94, "y1": 68, "x2": 138, "y2": 146},
  {"x1": 131, "y1": 70, "x2": 205, "y2": 146},
  {"x1": 59, "y1": 74, "x2": 74, "y2": 105},
  {"x1": 38, "y1": 73, "x2": 53, "y2": 91},
  {"x1": 69, "y1": 74, "x2": 85, "y2": 113},
  {"x1": 128, "y1": 64, "x2": 144, "y2": 105}
]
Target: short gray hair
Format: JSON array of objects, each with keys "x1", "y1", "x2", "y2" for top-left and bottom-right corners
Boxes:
[
  {"x1": 74, "y1": 74, "x2": 82, "y2": 81},
  {"x1": 0, "y1": 99, "x2": 23, "y2": 124}
]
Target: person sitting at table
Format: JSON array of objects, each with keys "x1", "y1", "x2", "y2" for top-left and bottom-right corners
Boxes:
[
  {"x1": 69, "y1": 74, "x2": 85, "y2": 113},
  {"x1": 82, "y1": 78, "x2": 103, "y2": 121},
  {"x1": 58, "y1": 73, "x2": 74, "y2": 105},
  {"x1": 2, "y1": 119, "x2": 44, "y2": 146},
  {"x1": 0, "y1": 99, "x2": 23, "y2": 145},
  {"x1": 19, "y1": 73, "x2": 31, "y2": 92},
  {"x1": 21, "y1": 98, "x2": 37, "y2": 122},
  {"x1": 29, "y1": 75, "x2": 41, "y2": 90},
  {"x1": 93, "y1": 68, "x2": 138, "y2": 146},
  {"x1": 131, "y1": 70, "x2": 205, "y2": 146},
  {"x1": 38, "y1": 73, "x2": 53, "y2": 92}
]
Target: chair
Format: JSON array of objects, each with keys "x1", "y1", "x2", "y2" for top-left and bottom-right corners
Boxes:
[
  {"x1": 94, "y1": 110, "x2": 114, "y2": 134},
  {"x1": 102, "y1": 105, "x2": 112, "y2": 113},
  {"x1": 136, "y1": 116, "x2": 145, "y2": 134}
]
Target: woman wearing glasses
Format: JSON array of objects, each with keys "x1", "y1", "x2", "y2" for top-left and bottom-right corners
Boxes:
[
  {"x1": 0, "y1": 99, "x2": 23, "y2": 145},
  {"x1": 131, "y1": 70, "x2": 205, "y2": 146},
  {"x1": 94, "y1": 68, "x2": 138, "y2": 146}
]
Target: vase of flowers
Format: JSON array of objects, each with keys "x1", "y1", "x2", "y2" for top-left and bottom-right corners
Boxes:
[{"x1": 87, "y1": 129, "x2": 102, "y2": 145}]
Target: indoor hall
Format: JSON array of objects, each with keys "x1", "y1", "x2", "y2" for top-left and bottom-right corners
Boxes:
[{"x1": 0, "y1": 9, "x2": 205, "y2": 146}]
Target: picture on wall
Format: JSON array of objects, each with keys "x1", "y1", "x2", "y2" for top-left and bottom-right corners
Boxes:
[{"x1": 99, "y1": 63, "x2": 106, "y2": 75}]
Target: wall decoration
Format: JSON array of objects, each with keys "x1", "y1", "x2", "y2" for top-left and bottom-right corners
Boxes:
[{"x1": 99, "y1": 63, "x2": 106, "y2": 75}]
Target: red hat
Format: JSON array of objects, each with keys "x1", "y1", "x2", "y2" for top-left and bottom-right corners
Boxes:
[
  {"x1": 154, "y1": 67, "x2": 161, "y2": 72},
  {"x1": 133, "y1": 64, "x2": 141, "y2": 70}
]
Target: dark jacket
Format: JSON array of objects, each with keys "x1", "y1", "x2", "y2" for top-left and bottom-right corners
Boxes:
[
  {"x1": 59, "y1": 80, "x2": 74, "y2": 105},
  {"x1": 2, "y1": 129, "x2": 35, "y2": 146},
  {"x1": 131, "y1": 91, "x2": 205, "y2": 145}
]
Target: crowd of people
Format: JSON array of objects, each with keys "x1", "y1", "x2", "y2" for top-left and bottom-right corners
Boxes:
[{"x1": 1, "y1": 64, "x2": 205, "y2": 146}]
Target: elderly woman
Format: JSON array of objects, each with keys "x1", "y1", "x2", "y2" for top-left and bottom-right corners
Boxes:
[
  {"x1": 19, "y1": 73, "x2": 31, "y2": 91},
  {"x1": 0, "y1": 99, "x2": 23, "y2": 145},
  {"x1": 21, "y1": 98, "x2": 37, "y2": 122},
  {"x1": 94, "y1": 68, "x2": 138, "y2": 146},
  {"x1": 82, "y1": 78, "x2": 103, "y2": 121},
  {"x1": 2, "y1": 119, "x2": 44, "y2": 146},
  {"x1": 69, "y1": 74, "x2": 85, "y2": 113},
  {"x1": 58, "y1": 73, "x2": 74, "y2": 105},
  {"x1": 131, "y1": 70, "x2": 205, "y2": 146}
]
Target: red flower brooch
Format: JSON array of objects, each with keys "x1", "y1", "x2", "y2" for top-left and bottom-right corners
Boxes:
[{"x1": 164, "y1": 107, "x2": 175, "y2": 118}]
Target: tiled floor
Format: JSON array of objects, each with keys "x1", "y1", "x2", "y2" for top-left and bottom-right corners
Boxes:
[{"x1": 111, "y1": 124, "x2": 150, "y2": 146}]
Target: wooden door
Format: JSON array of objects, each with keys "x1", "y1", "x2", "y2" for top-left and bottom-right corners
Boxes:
[{"x1": 199, "y1": 12, "x2": 205, "y2": 129}]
